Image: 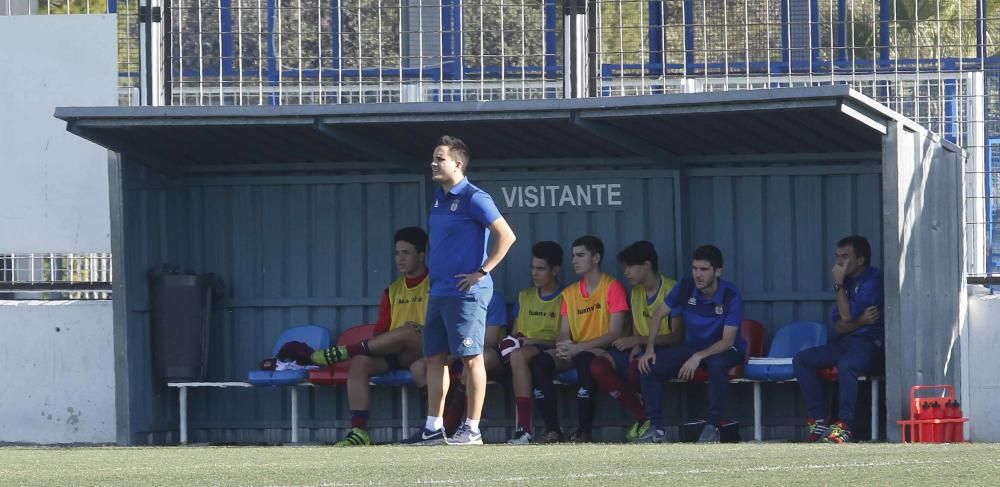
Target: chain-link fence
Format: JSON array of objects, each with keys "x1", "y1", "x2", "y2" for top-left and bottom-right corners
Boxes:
[
  {"x1": 168, "y1": 0, "x2": 563, "y2": 105},
  {"x1": 0, "y1": 253, "x2": 112, "y2": 299}
]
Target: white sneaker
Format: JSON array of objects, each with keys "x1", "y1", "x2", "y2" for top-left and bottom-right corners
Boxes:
[
  {"x1": 507, "y1": 428, "x2": 533, "y2": 445},
  {"x1": 447, "y1": 424, "x2": 483, "y2": 445}
]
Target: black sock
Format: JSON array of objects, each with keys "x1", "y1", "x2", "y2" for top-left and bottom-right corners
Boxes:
[
  {"x1": 530, "y1": 352, "x2": 560, "y2": 433},
  {"x1": 573, "y1": 352, "x2": 597, "y2": 434}
]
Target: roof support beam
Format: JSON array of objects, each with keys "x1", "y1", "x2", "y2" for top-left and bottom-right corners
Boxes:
[
  {"x1": 839, "y1": 101, "x2": 888, "y2": 135},
  {"x1": 67, "y1": 122, "x2": 180, "y2": 176},
  {"x1": 570, "y1": 113, "x2": 677, "y2": 163},
  {"x1": 313, "y1": 122, "x2": 413, "y2": 163}
]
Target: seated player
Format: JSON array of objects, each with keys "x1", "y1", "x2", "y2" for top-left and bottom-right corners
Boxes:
[
  {"x1": 529, "y1": 235, "x2": 628, "y2": 443},
  {"x1": 590, "y1": 241, "x2": 680, "y2": 443},
  {"x1": 793, "y1": 235, "x2": 884, "y2": 443},
  {"x1": 310, "y1": 227, "x2": 429, "y2": 446},
  {"x1": 638, "y1": 245, "x2": 747, "y2": 443},
  {"x1": 505, "y1": 241, "x2": 565, "y2": 445}
]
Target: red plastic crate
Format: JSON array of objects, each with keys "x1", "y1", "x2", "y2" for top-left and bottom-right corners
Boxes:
[{"x1": 896, "y1": 384, "x2": 968, "y2": 443}]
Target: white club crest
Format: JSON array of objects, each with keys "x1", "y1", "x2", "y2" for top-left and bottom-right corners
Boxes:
[
  {"x1": 688, "y1": 296, "x2": 697, "y2": 306},
  {"x1": 450, "y1": 199, "x2": 460, "y2": 211},
  {"x1": 434, "y1": 200, "x2": 439, "y2": 208},
  {"x1": 462, "y1": 337, "x2": 474, "y2": 348},
  {"x1": 715, "y1": 304, "x2": 724, "y2": 315}
]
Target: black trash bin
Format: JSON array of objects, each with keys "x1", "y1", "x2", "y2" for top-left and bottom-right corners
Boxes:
[{"x1": 149, "y1": 267, "x2": 221, "y2": 382}]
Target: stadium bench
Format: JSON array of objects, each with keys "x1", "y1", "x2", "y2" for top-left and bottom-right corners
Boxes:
[
  {"x1": 744, "y1": 321, "x2": 883, "y2": 441},
  {"x1": 551, "y1": 321, "x2": 767, "y2": 439},
  {"x1": 167, "y1": 381, "x2": 314, "y2": 444},
  {"x1": 168, "y1": 325, "x2": 331, "y2": 444}
]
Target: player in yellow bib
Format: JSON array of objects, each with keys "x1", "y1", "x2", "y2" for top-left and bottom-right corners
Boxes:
[
  {"x1": 589, "y1": 241, "x2": 682, "y2": 442},
  {"x1": 310, "y1": 227, "x2": 430, "y2": 446},
  {"x1": 529, "y1": 235, "x2": 628, "y2": 443},
  {"x1": 503, "y1": 241, "x2": 564, "y2": 445}
]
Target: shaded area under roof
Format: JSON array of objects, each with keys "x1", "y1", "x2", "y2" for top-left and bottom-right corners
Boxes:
[{"x1": 55, "y1": 86, "x2": 959, "y2": 171}]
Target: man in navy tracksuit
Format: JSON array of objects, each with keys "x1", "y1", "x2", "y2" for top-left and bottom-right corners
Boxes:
[
  {"x1": 794, "y1": 235, "x2": 884, "y2": 443},
  {"x1": 637, "y1": 244, "x2": 746, "y2": 443}
]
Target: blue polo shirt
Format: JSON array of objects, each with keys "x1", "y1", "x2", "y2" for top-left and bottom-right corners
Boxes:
[
  {"x1": 428, "y1": 177, "x2": 502, "y2": 297},
  {"x1": 664, "y1": 277, "x2": 747, "y2": 353},
  {"x1": 832, "y1": 266, "x2": 884, "y2": 342}
]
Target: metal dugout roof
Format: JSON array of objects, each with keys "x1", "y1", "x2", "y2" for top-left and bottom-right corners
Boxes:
[{"x1": 55, "y1": 85, "x2": 959, "y2": 172}]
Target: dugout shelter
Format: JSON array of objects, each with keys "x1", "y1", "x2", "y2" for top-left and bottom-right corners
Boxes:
[{"x1": 57, "y1": 85, "x2": 966, "y2": 444}]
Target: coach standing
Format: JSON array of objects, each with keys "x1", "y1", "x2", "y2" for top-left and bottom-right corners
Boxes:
[{"x1": 402, "y1": 135, "x2": 516, "y2": 446}]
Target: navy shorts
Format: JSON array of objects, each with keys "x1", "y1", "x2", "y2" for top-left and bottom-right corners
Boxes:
[{"x1": 424, "y1": 290, "x2": 492, "y2": 358}]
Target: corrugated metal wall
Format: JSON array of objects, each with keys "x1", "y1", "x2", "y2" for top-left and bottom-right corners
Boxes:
[
  {"x1": 475, "y1": 168, "x2": 687, "y2": 441},
  {"x1": 121, "y1": 159, "x2": 890, "y2": 443},
  {"x1": 883, "y1": 122, "x2": 965, "y2": 442},
  {"x1": 476, "y1": 169, "x2": 682, "y2": 291},
  {"x1": 682, "y1": 162, "x2": 885, "y2": 438},
  {"x1": 121, "y1": 162, "x2": 428, "y2": 443},
  {"x1": 684, "y1": 164, "x2": 883, "y2": 330}
]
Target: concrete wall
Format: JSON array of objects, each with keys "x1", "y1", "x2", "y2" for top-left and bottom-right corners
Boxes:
[
  {"x1": 0, "y1": 15, "x2": 118, "y2": 444},
  {"x1": 0, "y1": 14, "x2": 116, "y2": 252},
  {"x1": 967, "y1": 291, "x2": 1000, "y2": 442},
  {"x1": 0, "y1": 301, "x2": 116, "y2": 443}
]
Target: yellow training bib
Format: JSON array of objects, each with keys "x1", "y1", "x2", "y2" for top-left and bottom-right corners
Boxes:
[
  {"x1": 388, "y1": 274, "x2": 429, "y2": 330},
  {"x1": 562, "y1": 273, "x2": 616, "y2": 343},
  {"x1": 515, "y1": 287, "x2": 562, "y2": 341},
  {"x1": 630, "y1": 274, "x2": 677, "y2": 337}
]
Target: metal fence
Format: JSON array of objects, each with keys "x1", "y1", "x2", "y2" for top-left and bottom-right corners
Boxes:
[
  {"x1": 3, "y1": 0, "x2": 999, "y2": 281},
  {"x1": 167, "y1": 0, "x2": 562, "y2": 105},
  {"x1": 0, "y1": 253, "x2": 113, "y2": 299}
]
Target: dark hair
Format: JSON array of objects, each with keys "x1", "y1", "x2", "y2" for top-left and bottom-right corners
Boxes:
[
  {"x1": 692, "y1": 245, "x2": 724, "y2": 269},
  {"x1": 572, "y1": 235, "x2": 605, "y2": 265},
  {"x1": 532, "y1": 241, "x2": 563, "y2": 269},
  {"x1": 395, "y1": 226, "x2": 428, "y2": 253},
  {"x1": 837, "y1": 235, "x2": 871, "y2": 266},
  {"x1": 436, "y1": 135, "x2": 470, "y2": 170},
  {"x1": 618, "y1": 240, "x2": 659, "y2": 272}
]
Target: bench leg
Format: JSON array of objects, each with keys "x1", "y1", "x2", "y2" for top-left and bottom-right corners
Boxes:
[
  {"x1": 291, "y1": 387, "x2": 299, "y2": 444},
  {"x1": 753, "y1": 382, "x2": 762, "y2": 442},
  {"x1": 401, "y1": 386, "x2": 409, "y2": 439},
  {"x1": 871, "y1": 378, "x2": 880, "y2": 441},
  {"x1": 179, "y1": 386, "x2": 188, "y2": 445}
]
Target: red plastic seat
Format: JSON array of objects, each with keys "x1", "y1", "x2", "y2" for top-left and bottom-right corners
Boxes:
[
  {"x1": 691, "y1": 319, "x2": 766, "y2": 382},
  {"x1": 818, "y1": 367, "x2": 838, "y2": 381},
  {"x1": 307, "y1": 324, "x2": 375, "y2": 385}
]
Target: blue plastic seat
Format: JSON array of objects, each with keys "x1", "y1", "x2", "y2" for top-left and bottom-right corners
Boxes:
[
  {"x1": 248, "y1": 324, "x2": 332, "y2": 386},
  {"x1": 744, "y1": 321, "x2": 828, "y2": 381},
  {"x1": 370, "y1": 369, "x2": 416, "y2": 386},
  {"x1": 556, "y1": 368, "x2": 579, "y2": 384}
]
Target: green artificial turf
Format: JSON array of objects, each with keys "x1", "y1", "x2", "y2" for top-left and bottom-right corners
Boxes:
[{"x1": 2, "y1": 443, "x2": 998, "y2": 486}]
